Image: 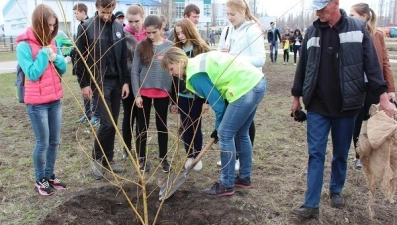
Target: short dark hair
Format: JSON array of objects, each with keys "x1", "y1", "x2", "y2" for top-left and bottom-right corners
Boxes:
[
  {"x1": 270, "y1": 22, "x2": 274, "y2": 25},
  {"x1": 95, "y1": 0, "x2": 115, "y2": 8},
  {"x1": 184, "y1": 4, "x2": 200, "y2": 17},
  {"x1": 73, "y1": 3, "x2": 88, "y2": 14}
]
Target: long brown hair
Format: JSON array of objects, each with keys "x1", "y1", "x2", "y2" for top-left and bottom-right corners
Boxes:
[
  {"x1": 173, "y1": 19, "x2": 210, "y2": 56},
  {"x1": 137, "y1": 15, "x2": 163, "y2": 67},
  {"x1": 351, "y1": 3, "x2": 377, "y2": 35},
  {"x1": 31, "y1": 4, "x2": 58, "y2": 46}
]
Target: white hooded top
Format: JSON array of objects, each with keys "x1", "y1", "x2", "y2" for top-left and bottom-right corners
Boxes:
[{"x1": 217, "y1": 20, "x2": 266, "y2": 70}]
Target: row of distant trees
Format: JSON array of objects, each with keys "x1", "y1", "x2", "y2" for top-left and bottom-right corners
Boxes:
[
  {"x1": 157, "y1": 0, "x2": 397, "y2": 32},
  {"x1": 275, "y1": 0, "x2": 397, "y2": 32}
]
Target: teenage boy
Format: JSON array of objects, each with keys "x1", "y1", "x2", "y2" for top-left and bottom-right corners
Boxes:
[{"x1": 75, "y1": 0, "x2": 130, "y2": 179}]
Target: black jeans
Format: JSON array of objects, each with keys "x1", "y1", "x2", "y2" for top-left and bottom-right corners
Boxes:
[
  {"x1": 178, "y1": 96, "x2": 205, "y2": 158},
  {"x1": 293, "y1": 45, "x2": 301, "y2": 63},
  {"x1": 136, "y1": 96, "x2": 169, "y2": 159},
  {"x1": 283, "y1": 49, "x2": 289, "y2": 62},
  {"x1": 121, "y1": 85, "x2": 138, "y2": 152},
  {"x1": 92, "y1": 78, "x2": 122, "y2": 162}
]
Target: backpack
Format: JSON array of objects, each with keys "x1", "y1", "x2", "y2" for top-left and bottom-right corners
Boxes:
[{"x1": 15, "y1": 64, "x2": 26, "y2": 103}]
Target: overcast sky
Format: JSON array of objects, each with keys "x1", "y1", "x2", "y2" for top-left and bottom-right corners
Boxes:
[
  {"x1": 259, "y1": 0, "x2": 378, "y2": 18},
  {"x1": 0, "y1": 0, "x2": 380, "y2": 25}
]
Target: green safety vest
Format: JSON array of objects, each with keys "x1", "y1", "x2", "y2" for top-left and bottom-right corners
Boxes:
[{"x1": 185, "y1": 51, "x2": 263, "y2": 103}]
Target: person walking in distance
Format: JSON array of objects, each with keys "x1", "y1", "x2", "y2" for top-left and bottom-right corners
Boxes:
[
  {"x1": 16, "y1": 4, "x2": 67, "y2": 195},
  {"x1": 292, "y1": 28, "x2": 303, "y2": 65},
  {"x1": 281, "y1": 29, "x2": 292, "y2": 65},
  {"x1": 290, "y1": 0, "x2": 394, "y2": 219},
  {"x1": 267, "y1": 21, "x2": 281, "y2": 63},
  {"x1": 75, "y1": 0, "x2": 130, "y2": 180}
]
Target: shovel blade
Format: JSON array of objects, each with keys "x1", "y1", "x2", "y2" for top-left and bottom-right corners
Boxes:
[{"x1": 159, "y1": 171, "x2": 188, "y2": 201}]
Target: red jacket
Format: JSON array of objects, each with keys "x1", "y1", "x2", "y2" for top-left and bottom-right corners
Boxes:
[{"x1": 16, "y1": 28, "x2": 63, "y2": 104}]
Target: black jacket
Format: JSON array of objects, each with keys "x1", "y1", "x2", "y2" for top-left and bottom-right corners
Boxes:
[
  {"x1": 267, "y1": 28, "x2": 281, "y2": 43},
  {"x1": 75, "y1": 12, "x2": 129, "y2": 88},
  {"x1": 291, "y1": 9, "x2": 387, "y2": 112}
]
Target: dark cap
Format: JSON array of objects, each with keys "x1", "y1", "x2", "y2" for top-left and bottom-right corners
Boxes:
[{"x1": 115, "y1": 11, "x2": 124, "y2": 18}]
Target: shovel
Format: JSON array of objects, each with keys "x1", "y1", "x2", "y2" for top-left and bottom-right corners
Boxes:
[{"x1": 159, "y1": 138, "x2": 216, "y2": 201}]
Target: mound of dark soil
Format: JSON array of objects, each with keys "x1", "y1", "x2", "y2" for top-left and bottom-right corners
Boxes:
[{"x1": 39, "y1": 183, "x2": 262, "y2": 225}]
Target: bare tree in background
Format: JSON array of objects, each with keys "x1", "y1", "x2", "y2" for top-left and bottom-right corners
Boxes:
[{"x1": 211, "y1": 2, "x2": 218, "y2": 26}]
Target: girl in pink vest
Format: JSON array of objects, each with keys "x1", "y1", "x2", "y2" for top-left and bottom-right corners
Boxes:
[{"x1": 16, "y1": 4, "x2": 67, "y2": 196}]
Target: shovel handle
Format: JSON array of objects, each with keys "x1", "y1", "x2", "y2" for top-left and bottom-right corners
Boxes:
[{"x1": 188, "y1": 138, "x2": 216, "y2": 169}]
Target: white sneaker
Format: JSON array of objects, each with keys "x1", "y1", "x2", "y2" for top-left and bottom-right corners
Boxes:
[
  {"x1": 193, "y1": 160, "x2": 203, "y2": 171},
  {"x1": 185, "y1": 157, "x2": 203, "y2": 171},
  {"x1": 216, "y1": 159, "x2": 240, "y2": 171},
  {"x1": 185, "y1": 157, "x2": 193, "y2": 169}
]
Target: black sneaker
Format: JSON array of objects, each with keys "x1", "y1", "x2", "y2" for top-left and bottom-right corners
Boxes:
[
  {"x1": 291, "y1": 205, "x2": 319, "y2": 219},
  {"x1": 48, "y1": 175, "x2": 67, "y2": 190},
  {"x1": 330, "y1": 193, "x2": 345, "y2": 208},
  {"x1": 202, "y1": 181, "x2": 235, "y2": 196},
  {"x1": 139, "y1": 158, "x2": 150, "y2": 172},
  {"x1": 35, "y1": 178, "x2": 54, "y2": 196},
  {"x1": 160, "y1": 159, "x2": 170, "y2": 173},
  {"x1": 234, "y1": 176, "x2": 252, "y2": 188}
]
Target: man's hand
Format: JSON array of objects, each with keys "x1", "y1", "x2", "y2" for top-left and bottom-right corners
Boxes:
[
  {"x1": 379, "y1": 92, "x2": 395, "y2": 118},
  {"x1": 210, "y1": 129, "x2": 219, "y2": 144},
  {"x1": 387, "y1": 92, "x2": 396, "y2": 102},
  {"x1": 135, "y1": 96, "x2": 143, "y2": 108},
  {"x1": 291, "y1": 96, "x2": 301, "y2": 114},
  {"x1": 121, "y1": 83, "x2": 129, "y2": 99},
  {"x1": 82, "y1": 86, "x2": 92, "y2": 100}
]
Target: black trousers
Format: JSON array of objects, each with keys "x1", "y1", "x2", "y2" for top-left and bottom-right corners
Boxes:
[
  {"x1": 121, "y1": 85, "x2": 138, "y2": 152},
  {"x1": 136, "y1": 96, "x2": 169, "y2": 159},
  {"x1": 92, "y1": 78, "x2": 122, "y2": 162}
]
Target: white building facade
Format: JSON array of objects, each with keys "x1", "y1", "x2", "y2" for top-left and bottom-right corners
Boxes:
[{"x1": 2, "y1": 0, "x2": 162, "y2": 37}]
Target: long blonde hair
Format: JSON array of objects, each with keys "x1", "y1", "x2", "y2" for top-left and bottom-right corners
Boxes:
[
  {"x1": 225, "y1": 0, "x2": 262, "y2": 29},
  {"x1": 161, "y1": 47, "x2": 189, "y2": 79},
  {"x1": 351, "y1": 3, "x2": 377, "y2": 35}
]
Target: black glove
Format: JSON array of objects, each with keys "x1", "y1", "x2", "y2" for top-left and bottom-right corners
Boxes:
[
  {"x1": 210, "y1": 129, "x2": 219, "y2": 144},
  {"x1": 290, "y1": 109, "x2": 307, "y2": 123}
]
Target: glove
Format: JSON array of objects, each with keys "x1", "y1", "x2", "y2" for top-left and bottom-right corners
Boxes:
[
  {"x1": 290, "y1": 109, "x2": 307, "y2": 123},
  {"x1": 210, "y1": 129, "x2": 219, "y2": 144}
]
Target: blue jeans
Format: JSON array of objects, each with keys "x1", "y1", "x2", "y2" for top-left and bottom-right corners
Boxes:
[
  {"x1": 269, "y1": 41, "x2": 279, "y2": 62},
  {"x1": 82, "y1": 95, "x2": 99, "y2": 119},
  {"x1": 218, "y1": 78, "x2": 267, "y2": 187},
  {"x1": 27, "y1": 100, "x2": 62, "y2": 182},
  {"x1": 304, "y1": 112, "x2": 356, "y2": 208}
]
